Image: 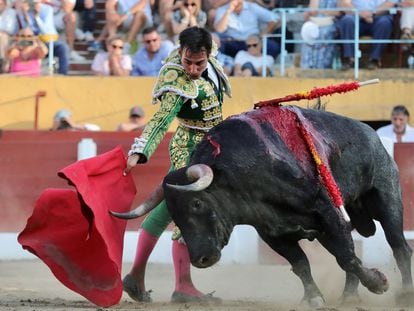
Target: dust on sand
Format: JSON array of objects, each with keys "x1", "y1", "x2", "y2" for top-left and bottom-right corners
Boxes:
[{"x1": 1, "y1": 255, "x2": 414, "y2": 311}]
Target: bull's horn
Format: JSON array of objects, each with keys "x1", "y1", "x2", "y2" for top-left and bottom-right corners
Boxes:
[
  {"x1": 109, "y1": 183, "x2": 164, "y2": 219},
  {"x1": 167, "y1": 164, "x2": 213, "y2": 192}
]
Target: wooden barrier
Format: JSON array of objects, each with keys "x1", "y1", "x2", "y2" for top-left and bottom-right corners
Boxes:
[
  {"x1": 0, "y1": 130, "x2": 171, "y2": 232},
  {"x1": 2, "y1": 131, "x2": 414, "y2": 239},
  {"x1": 394, "y1": 143, "x2": 414, "y2": 231}
]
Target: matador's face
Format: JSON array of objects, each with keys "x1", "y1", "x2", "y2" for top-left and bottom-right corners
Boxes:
[{"x1": 179, "y1": 48, "x2": 209, "y2": 80}]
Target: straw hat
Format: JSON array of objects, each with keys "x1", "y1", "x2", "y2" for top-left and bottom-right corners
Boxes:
[{"x1": 301, "y1": 21, "x2": 320, "y2": 45}]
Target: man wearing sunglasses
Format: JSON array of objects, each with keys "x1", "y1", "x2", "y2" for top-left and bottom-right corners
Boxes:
[
  {"x1": 131, "y1": 26, "x2": 174, "y2": 76},
  {"x1": 233, "y1": 34, "x2": 274, "y2": 76},
  {"x1": 120, "y1": 26, "x2": 231, "y2": 304}
]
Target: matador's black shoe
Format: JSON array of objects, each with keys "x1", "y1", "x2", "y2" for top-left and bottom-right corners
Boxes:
[{"x1": 122, "y1": 274, "x2": 152, "y2": 302}]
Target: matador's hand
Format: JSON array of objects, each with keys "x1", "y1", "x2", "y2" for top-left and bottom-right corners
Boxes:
[{"x1": 124, "y1": 154, "x2": 140, "y2": 176}]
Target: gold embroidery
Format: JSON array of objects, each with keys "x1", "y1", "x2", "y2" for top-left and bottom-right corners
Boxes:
[
  {"x1": 164, "y1": 69, "x2": 178, "y2": 82},
  {"x1": 170, "y1": 126, "x2": 206, "y2": 169},
  {"x1": 178, "y1": 117, "x2": 222, "y2": 130}
]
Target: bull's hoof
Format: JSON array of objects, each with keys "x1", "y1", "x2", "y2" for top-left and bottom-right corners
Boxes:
[
  {"x1": 301, "y1": 295, "x2": 325, "y2": 308},
  {"x1": 395, "y1": 288, "x2": 414, "y2": 306},
  {"x1": 362, "y1": 268, "x2": 389, "y2": 294},
  {"x1": 339, "y1": 292, "x2": 361, "y2": 305}
]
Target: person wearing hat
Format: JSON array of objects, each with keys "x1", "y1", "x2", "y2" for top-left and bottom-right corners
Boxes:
[
  {"x1": 116, "y1": 106, "x2": 146, "y2": 131},
  {"x1": 51, "y1": 108, "x2": 101, "y2": 131},
  {"x1": 300, "y1": 0, "x2": 340, "y2": 69}
]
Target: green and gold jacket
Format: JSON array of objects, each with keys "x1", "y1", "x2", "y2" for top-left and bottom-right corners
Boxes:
[{"x1": 129, "y1": 48, "x2": 231, "y2": 169}]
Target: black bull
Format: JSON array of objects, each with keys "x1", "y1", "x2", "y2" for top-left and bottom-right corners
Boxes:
[{"x1": 113, "y1": 105, "x2": 414, "y2": 305}]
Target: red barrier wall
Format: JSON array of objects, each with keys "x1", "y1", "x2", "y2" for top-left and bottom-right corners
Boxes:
[
  {"x1": 394, "y1": 143, "x2": 414, "y2": 231},
  {"x1": 2, "y1": 131, "x2": 414, "y2": 234},
  {"x1": 0, "y1": 130, "x2": 172, "y2": 232}
]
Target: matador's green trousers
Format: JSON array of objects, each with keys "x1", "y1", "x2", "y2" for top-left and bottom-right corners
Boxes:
[{"x1": 140, "y1": 126, "x2": 205, "y2": 238}]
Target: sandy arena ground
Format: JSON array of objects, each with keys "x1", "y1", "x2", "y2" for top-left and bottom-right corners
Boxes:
[{"x1": 1, "y1": 256, "x2": 414, "y2": 311}]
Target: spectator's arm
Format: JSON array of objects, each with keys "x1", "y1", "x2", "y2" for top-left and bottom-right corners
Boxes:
[
  {"x1": 6, "y1": 43, "x2": 20, "y2": 60},
  {"x1": 32, "y1": 36, "x2": 48, "y2": 58},
  {"x1": 61, "y1": 0, "x2": 76, "y2": 14},
  {"x1": 128, "y1": 0, "x2": 148, "y2": 15},
  {"x1": 34, "y1": 6, "x2": 56, "y2": 35},
  {"x1": 233, "y1": 63, "x2": 243, "y2": 76},
  {"x1": 304, "y1": 0, "x2": 321, "y2": 20},
  {"x1": 214, "y1": 2, "x2": 237, "y2": 32},
  {"x1": 374, "y1": 1, "x2": 396, "y2": 16},
  {"x1": 262, "y1": 20, "x2": 278, "y2": 35},
  {"x1": 172, "y1": 9, "x2": 191, "y2": 34},
  {"x1": 109, "y1": 54, "x2": 131, "y2": 76},
  {"x1": 211, "y1": 0, "x2": 231, "y2": 9},
  {"x1": 105, "y1": 0, "x2": 118, "y2": 17},
  {"x1": 233, "y1": 51, "x2": 243, "y2": 76},
  {"x1": 400, "y1": 0, "x2": 414, "y2": 8}
]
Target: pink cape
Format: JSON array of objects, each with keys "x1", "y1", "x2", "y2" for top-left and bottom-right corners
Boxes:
[{"x1": 18, "y1": 146, "x2": 136, "y2": 307}]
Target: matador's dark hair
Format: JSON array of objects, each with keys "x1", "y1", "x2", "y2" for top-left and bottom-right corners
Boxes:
[{"x1": 178, "y1": 26, "x2": 212, "y2": 56}]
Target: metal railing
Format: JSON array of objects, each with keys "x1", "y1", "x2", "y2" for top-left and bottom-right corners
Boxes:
[{"x1": 260, "y1": 7, "x2": 414, "y2": 78}]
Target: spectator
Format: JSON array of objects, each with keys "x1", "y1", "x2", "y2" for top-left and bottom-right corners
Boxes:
[
  {"x1": 233, "y1": 33, "x2": 274, "y2": 76},
  {"x1": 91, "y1": 34, "x2": 132, "y2": 76},
  {"x1": 91, "y1": 0, "x2": 152, "y2": 54},
  {"x1": 15, "y1": 0, "x2": 70, "y2": 75},
  {"x1": 201, "y1": 0, "x2": 229, "y2": 30},
  {"x1": 50, "y1": 0, "x2": 86, "y2": 61},
  {"x1": 0, "y1": 0, "x2": 17, "y2": 73},
  {"x1": 171, "y1": 0, "x2": 207, "y2": 38},
  {"x1": 7, "y1": 27, "x2": 48, "y2": 75},
  {"x1": 212, "y1": 32, "x2": 234, "y2": 75},
  {"x1": 116, "y1": 105, "x2": 146, "y2": 131},
  {"x1": 150, "y1": 0, "x2": 175, "y2": 41},
  {"x1": 300, "y1": 0, "x2": 340, "y2": 69},
  {"x1": 337, "y1": 0, "x2": 396, "y2": 70},
  {"x1": 376, "y1": 105, "x2": 414, "y2": 142},
  {"x1": 51, "y1": 108, "x2": 101, "y2": 131},
  {"x1": 73, "y1": 0, "x2": 96, "y2": 42},
  {"x1": 213, "y1": 0, "x2": 280, "y2": 58},
  {"x1": 131, "y1": 26, "x2": 174, "y2": 76},
  {"x1": 399, "y1": 0, "x2": 414, "y2": 56}
]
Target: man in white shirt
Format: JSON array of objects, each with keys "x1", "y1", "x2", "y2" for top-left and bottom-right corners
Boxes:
[{"x1": 376, "y1": 105, "x2": 414, "y2": 142}]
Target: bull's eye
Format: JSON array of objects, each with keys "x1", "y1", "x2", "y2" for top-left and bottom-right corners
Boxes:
[{"x1": 192, "y1": 199, "x2": 203, "y2": 213}]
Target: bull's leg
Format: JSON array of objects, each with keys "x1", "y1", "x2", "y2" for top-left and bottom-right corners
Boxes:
[
  {"x1": 368, "y1": 189, "x2": 414, "y2": 304},
  {"x1": 318, "y1": 233, "x2": 361, "y2": 303},
  {"x1": 260, "y1": 235, "x2": 324, "y2": 307},
  {"x1": 317, "y1": 203, "x2": 389, "y2": 295},
  {"x1": 342, "y1": 272, "x2": 361, "y2": 303}
]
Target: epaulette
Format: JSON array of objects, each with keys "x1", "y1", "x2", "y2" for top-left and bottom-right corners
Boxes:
[{"x1": 151, "y1": 62, "x2": 198, "y2": 104}]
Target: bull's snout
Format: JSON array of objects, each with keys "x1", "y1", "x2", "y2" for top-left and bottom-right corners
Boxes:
[{"x1": 192, "y1": 253, "x2": 221, "y2": 268}]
